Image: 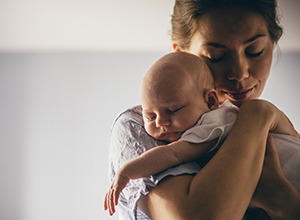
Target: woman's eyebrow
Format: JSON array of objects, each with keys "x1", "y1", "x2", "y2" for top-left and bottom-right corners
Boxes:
[
  {"x1": 206, "y1": 42, "x2": 225, "y2": 48},
  {"x1": 205, "y1": 34, "x2": 267, "y2": 48},
  {"x1": 244, "y1": 34, "x2": 267, "y2": 44}
]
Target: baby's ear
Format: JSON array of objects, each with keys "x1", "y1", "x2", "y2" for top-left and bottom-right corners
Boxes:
[{"x1": 206, "y1": 89, "x2": 219, "y2": 110}]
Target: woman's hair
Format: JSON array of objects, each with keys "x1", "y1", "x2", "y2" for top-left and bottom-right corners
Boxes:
[{"x1": 171, "y1": 0, "x2": 283, "y2": 49}]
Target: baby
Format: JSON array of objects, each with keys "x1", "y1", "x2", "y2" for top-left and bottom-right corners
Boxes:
[{"x1": 104, "y1": 52, "x2": 300, "y2": 215}]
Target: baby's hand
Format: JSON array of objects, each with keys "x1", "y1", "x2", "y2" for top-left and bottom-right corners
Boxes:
[{"x1": 104, "y1": 174, "x2": 130, "y2": 216}]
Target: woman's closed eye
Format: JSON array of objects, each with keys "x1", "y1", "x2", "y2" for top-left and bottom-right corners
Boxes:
[
  {"x1": 202, "y1": 52, "x2": 225, "y2": 63},
  {"x1": 246, "y1": 49, "x2": 264, "y2": 58},
  {"x1": 208, "y1": 55, "x2": 225, "y2": 63}
]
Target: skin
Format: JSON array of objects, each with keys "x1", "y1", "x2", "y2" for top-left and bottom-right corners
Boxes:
[
  {"x1": 137, "y1": 8, "x2": 300, "y2": 220},
  {"x1": 104, "y1": 53, "x2": 220, "y2": 215},
  {"x1": 142, "y1": 53, "x2": 217, "y2": 143},
  {"x1": 140, "y1": 100, "x2": 299, "y2": 220},
  {"x1": 251, "y1": 136, "x2": 300, "y2": 220},
  {"x1": 177, "y1": 8, "x2": 273, "y2": 107}
]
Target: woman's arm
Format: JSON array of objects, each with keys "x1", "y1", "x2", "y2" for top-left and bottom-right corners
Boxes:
[
  {"x1": 141, "y1": 100, "x2": 297, "y2": 220},
  {"x1": 251, "y1": 136, "x2": 300, "y2": 220}
]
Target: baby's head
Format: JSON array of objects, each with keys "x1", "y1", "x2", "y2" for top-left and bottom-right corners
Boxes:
[{"x1": 141, "y1": 52, "x2": 219, "y2": 142}]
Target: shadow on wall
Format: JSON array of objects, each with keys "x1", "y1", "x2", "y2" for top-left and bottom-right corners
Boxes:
[{"x1": 0, "y1": 70, "x2": 26, "y2": 219}]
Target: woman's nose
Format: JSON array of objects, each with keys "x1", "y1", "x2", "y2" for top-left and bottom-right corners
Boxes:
[{"x1": 226, "y1": 56, "x2": 250, "y2": 81}]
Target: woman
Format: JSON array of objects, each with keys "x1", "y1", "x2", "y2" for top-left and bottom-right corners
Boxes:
[{"x1": 107, "y1": 0, "x2": 300, "y2": 219}]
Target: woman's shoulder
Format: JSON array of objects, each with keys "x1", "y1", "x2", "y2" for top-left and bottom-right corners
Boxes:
[
  {"x1": 112, "y1": 105, "x2": 143, "y2": 127},
  {"x1": 110, "y1": 105, "x2": 147, "y2": 143},
  {"x1": 109, "y1": 105, "x2": 160, "y2": 153}
]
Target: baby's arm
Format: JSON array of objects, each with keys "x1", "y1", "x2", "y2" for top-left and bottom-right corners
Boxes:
[
  {"x1": 104, "y1": 139, "x2": 217, "y2": 215},
  {"x1": 124, "y1": 139, "x2": 217, "y2": 178}
]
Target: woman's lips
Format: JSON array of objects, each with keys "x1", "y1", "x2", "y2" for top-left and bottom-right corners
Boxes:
[{"x1": 224, "y1": 87, "x2": 254, "y2": 101}]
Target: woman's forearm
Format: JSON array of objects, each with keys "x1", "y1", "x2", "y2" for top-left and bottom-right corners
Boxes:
[
  {"x1": 146, "y1": 100, "x2": 277, "y2": 219},
  {"x1": 187, "y1": 101, "x2": 272, "y2": 218},
  {"x1": 251, "y1": 135, "x2": 300, "y2": 220},
  {"x1": 264, "y1": 174, "x2": 300, "y2": 220}
]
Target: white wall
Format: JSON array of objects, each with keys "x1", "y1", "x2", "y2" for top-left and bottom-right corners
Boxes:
[
  {"x1": 0, "y1": 0, "x2": 299, "y2": 52},
  {"x1": 0, "y1": 0, "x2": 173, "y2": 52}
]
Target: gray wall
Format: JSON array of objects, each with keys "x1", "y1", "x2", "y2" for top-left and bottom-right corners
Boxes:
[{"x1": 0, "y1": 51, "x2": 299, "y2": 220}]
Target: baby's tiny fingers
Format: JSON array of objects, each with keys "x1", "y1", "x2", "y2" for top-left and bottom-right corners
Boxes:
[
  {"x1": 109, "y1": 189, "x2": 116, "y2": 215},
  {"x1": 104, "y1": 193, "x2": 108, "y2": 210},
  {"x1": 112, "y1": 188, "x2": 117, "y2": 205}
]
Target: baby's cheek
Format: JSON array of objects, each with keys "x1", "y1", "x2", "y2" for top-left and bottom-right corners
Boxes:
[{"x1": 145, "y1": 123, "x2": 159, "y2": 138}]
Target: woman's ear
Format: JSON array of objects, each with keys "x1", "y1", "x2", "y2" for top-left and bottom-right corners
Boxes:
[
  {"x1": 172, "y1": 43, "x2": 181, "y2": 52},
  {"x1": 205, "y1": 89, "x2": 219, "y2": 110}
]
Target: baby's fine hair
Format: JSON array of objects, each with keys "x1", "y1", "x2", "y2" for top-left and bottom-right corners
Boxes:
[{"x1": 142, "y1": 52, "x2": 214, "y2": 95}]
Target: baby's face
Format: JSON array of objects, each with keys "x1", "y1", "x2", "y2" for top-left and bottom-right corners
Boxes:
[{"x1": 142, "y1": 79, "x2": 209, "y2": 142}]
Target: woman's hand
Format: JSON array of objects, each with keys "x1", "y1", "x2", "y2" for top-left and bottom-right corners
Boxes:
[
  {"x1": 251, "y1": 135, "x2": 300, "y2": 220},
  {"x1": 240, "y1": 99, "x2": 299, "y2": 138}
]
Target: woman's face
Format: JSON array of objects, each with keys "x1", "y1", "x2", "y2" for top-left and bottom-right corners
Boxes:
[{"x1": 177, "y1": 8, "x2": 274, "y2": 107}]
